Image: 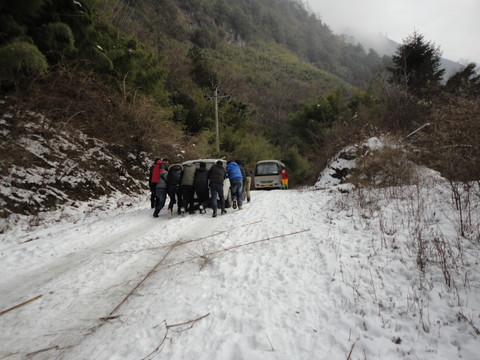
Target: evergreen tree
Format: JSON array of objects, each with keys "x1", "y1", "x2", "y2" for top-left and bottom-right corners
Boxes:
[
  {"x1": 388, "y1": 31, "x2": 445, "y2": 94},
  {"x1": 445, "y1": 63, "x2": 480, "y2": 96}
]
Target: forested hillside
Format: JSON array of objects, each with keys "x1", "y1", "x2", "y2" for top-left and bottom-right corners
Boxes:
[
  {"x1": 1, "y1": 0, "x2": 479, "y2": 217},
  {"x1": 98, "y1": 0, "x2": 387, "y2": 169}
]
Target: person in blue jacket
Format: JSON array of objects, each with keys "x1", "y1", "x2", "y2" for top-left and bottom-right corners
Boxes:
[{"x1": 226, "y1": 160, "x2": 243, "y2": 210}]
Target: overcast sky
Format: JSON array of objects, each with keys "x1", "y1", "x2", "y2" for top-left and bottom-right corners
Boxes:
[{"x1": 305, "y1": 0, "x2": 480, "y2": 65}]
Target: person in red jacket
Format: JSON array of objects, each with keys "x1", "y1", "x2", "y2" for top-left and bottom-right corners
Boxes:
[
  {"x1": 281, "y1": 167, "x2": 289, "y2": 189},
  {"x1": 148, "y1": 158, "x2": 161, "y2": 208}
]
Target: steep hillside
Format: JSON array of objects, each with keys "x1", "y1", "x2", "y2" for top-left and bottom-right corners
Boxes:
[
  {"x1": 102, "y1": 0, "x2": 384, "y2": 139},
  {"x1": 0, "y1": 107, "x2": 150, "y2": 222},
  {"x1": 104, "y1": 0, "x2": 384, "y2": 87}
]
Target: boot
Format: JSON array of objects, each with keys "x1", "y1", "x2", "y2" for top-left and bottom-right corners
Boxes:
[
  {"x1": 212, "y1": 207, "x2": 217, "y2": 218},
  {"x1": 221, "y1": 204, "x2": 227, "y2": 215}
]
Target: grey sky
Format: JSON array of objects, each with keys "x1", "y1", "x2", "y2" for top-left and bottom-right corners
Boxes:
[{"x1": 305, "y1": 0, "x2": 480, "y2": 65}]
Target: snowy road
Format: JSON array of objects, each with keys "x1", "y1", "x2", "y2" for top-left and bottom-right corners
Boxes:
[{"x1": 1, "y1": 187, "x2": 479, "y2": 359}]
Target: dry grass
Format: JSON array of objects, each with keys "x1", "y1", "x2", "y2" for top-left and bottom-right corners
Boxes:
[{"x1": 348, "y1": 144, "x2": 415, "y2": 188}]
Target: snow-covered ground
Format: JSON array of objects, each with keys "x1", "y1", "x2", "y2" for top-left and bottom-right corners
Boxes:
[{"x1": 1, "y1": 173, "x2": 479, "y2": 359}]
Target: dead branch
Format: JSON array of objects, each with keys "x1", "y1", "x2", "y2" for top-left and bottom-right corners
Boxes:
[
  {"x1": 161, "y1": 229, "x2": 311, "y2": 270},
  {"x1": 20, "y1": 238, "x2": 38, "y2": 244},
  {"x1": 266, "y1": 332, "x2": 275, "y2": 351},
  {"x1": 143, "y1": 314, "x2": 209, "y2": 360},
  {"x1": 108, "y1": 243, "x2": 178, "y2": 316},
  {"x1": 107, "y1": 221, "x2": 264, "y2": 316},
  {"x1": 0, "y1": 295, "x2": 42, "y2": 316},
  {"x1": 210, "y1": 229, "x2": 310, "y2": 256},
  {"x1": 458, "y1": 312, "x2": 480, "y2": 335},
  {"x1": 142, "y1": 328, "x2": 169, "y2": 360},
  {"x1": 406, "y1": 122, "x2": 432, "y2": 139},
  {"x1": 346, "y1": 342, "x2": 355, "y2": 360},
  {"x1": 166, "y1": 312, "x2": 210, "y2": 329},
  {"x1": 103, "y1": 220, "x2": 263, "y2": 255},
  {"x1": 26, "y1": 346, "x2": 60, "y2": 358},
  {"x1": 171, "y1": 220, "x2": 263, "y2": 248}
]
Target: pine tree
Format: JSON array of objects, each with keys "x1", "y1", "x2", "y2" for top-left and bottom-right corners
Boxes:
[{"x1": 388, "y1": 31, "x2": 445, "y2": 94}]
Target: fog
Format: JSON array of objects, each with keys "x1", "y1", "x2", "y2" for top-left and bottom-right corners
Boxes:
[{"x1": 306, "y1": 0, "x2": 480, "y2": 65}]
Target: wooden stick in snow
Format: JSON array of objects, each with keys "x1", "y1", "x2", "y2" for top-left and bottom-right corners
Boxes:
[
  {"x1": 109, "y1": 243, "x2": 178, "y2": 316},
  {"x1": 166, "y1": 312, "x2": 210, "y2": 329},
  {"x1": 108, "y1": 221, "x2": 263, "y2": 316},
  {"x1": 0, "y1": 295, "x2": 42, "y2": 316},
  {"x1": 161, "y1": 229, "x2": 311, "y2": 270}
]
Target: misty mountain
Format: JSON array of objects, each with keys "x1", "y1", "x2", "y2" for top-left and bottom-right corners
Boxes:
[{"x1": 339, "y1": 26, "x2": 463, "y2": 78}]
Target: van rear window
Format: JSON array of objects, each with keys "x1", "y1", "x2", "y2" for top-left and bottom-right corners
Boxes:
[{"x1": 255, "y1": 162, "x2": 279, "y2": 176}]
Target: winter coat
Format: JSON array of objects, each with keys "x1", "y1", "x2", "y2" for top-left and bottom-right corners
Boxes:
[
  {"x1": 167, "y1": 164, "x2": 183, "y2": 186},
  {"x1": 209, "y1": 163, "x2": 226, "y2": 185},
  {"x1": 180, "y1": 163, "x2": 196, "y2": 187},
  {"x1": 194, "y1": 166, "x2": 209, "y2": 190},
  {"x1": 226, "y1": 161, "x2": 243, "y2": 181},
  {"x1": 281, "y1": 168, "x2": 289, "y2": 179},
  {"x1": 149, "y1": 165, "x2": 155, "y2": 186},
  {"x1": 155, "y1": 170, "x2": 169, "y2": 189},
  {"x1": 150, "y1": 160, "x2": 163, "y2": 185},
  {"x1": 237, "y1": 161, "x2": 247, "y2": 183}
]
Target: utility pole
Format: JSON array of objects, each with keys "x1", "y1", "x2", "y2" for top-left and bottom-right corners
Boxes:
[{"x1": 205, "y1": 87, "x2": 230, "y2": 153}]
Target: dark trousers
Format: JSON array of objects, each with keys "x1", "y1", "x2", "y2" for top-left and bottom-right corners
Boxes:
[
  {"x1": 209, "y1": 182, "x2": 225, "y2": 209},
  {"x1": 181, "y1": 185, "x2": 195, "y2": 212},
  {"x1": 150, "y1": 183, "x2": 158, "y2": 208},
  {"x1": 154, "y1": 188, "x2": 167, "y2": 214},
  {"x1": 167, "y1": 184, "x2": 181, "y2": 211},
  {"x1": 195, "y1": 186, "x2": 210, "y2": 209}
]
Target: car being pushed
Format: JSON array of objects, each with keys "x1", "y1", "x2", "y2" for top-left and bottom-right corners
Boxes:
[{"x1": 182, "y1": 158, "x2": 232, "y2": 208}]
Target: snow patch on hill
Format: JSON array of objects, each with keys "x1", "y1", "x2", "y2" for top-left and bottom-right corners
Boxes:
[
  {"x1": 315, "y1": 136, "x2": 386, "y2": 190},
  {"x1": 0, "y1": 110, "x2": 150, "y2": 235}
]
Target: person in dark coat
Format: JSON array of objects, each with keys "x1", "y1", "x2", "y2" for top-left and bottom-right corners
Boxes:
[
  {"x1": 166, "y1": 163, "x2": 183, "y2": 216},
  {"x1": 194, "y1": 162, "x2": 210, "y2": 214},
  {"x1": 162, "y1": 158, "x2": 170, "y2": 169},
  {"x1": 148, "y1": 158, "x2": 161, "y2": 208},
  {"x1": 180, "y1": 162, "x2": 196, "y2": 215},
  {"x1": 153, "y1": 162, "x2": 168, "y2": 217},
  {"x1": 209, "y1": 160, "x2": 227, "y2": 217}
]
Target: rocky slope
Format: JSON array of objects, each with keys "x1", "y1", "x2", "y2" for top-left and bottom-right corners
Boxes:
[{"x1": 0, "y1": 108, "x2": 151, "y2": 233}]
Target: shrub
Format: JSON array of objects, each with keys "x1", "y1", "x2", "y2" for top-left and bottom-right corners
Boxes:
[
  {"x1": 35, "y1": 22, "x2": 76, "y2": 56},
  {"x1": 349, "y1": 144, "x2": 415, "y2": 188},
  {"x1": 0, "y1": 41, "x2": 48, "y2": 87}
]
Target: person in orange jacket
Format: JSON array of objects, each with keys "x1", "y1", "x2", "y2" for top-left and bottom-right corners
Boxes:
[{"x1": 281, "y1": 167, "x2": 289, "y2": 189}]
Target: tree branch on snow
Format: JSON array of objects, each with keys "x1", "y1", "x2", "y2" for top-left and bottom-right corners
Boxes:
[
  {"x1": 166, "y1": 312, "x2": 210, "y2": 330},
  {"x1": 143, "y1": 314, "x2": 210, "y2": 359},
  {"x1": 0, "y1": 295, "x2": 42, "y2": 316}
]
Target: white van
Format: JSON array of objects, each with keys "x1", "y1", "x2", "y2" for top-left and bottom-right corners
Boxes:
[
  {"x1": 182, "y1": 158, "x2": 232, "y2": 207},
  {"x1": 254, "y1": 160, "x2": 285, "y2": 189}
]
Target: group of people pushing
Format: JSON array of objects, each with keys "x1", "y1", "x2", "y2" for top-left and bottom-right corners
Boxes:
[{"x1": 148, "y1": 158, "x2": 252, "y2": 218}]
